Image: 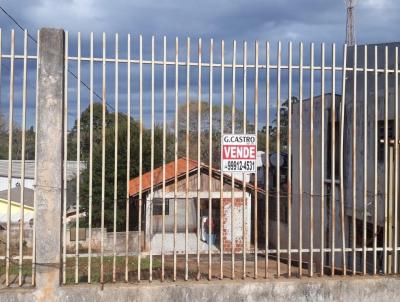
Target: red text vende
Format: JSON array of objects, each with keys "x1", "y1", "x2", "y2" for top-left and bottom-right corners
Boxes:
[{"x1": 222, "y1": 145, "x2": 256, "y2": 160}]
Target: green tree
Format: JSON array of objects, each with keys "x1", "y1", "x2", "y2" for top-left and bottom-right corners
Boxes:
[
  {"x1": 0, "y1": 113, "x2": 36, "y2": 160},
  {"x1": 68, "y1": 103, "x2": 172, "y2": 230}
]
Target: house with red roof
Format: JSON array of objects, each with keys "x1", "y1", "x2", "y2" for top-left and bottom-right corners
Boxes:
[{"x1": 129, "y1": 158, "x2": 256, "y2": 254}]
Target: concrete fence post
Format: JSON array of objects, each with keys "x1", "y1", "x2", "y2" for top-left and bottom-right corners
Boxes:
[{"x1": 34, "y1": 28, "x2": 64, "y2": 300}]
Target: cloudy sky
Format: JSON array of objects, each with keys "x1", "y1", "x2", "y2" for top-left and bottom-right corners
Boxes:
[
  {"x1": 0, "y1": 0, "x2": 399, "y2": 128},
  {"x1": 2, "y1": 0, "x2": 399, "y2": 44}
]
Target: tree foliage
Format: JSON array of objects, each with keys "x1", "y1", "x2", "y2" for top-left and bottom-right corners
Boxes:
[
  {"x1": 69, "y1": 103, "x2": 173, "y2": 230},
  {"x1": 257, "y1": 96, "x2": 298, "y2": 154},
  {"x1": 0, "y1": 113, "x2": 36, "y2": 160},
  {"x1": 69, "y1": 97, "x2": 296, "y2": 230}
]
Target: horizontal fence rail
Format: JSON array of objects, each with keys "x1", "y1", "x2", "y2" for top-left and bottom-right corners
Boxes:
[{"x1": 1, "y1": 28, "x2": 400, "y2": 287}]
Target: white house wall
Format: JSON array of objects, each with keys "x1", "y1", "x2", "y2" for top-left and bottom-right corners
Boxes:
[{"x1": 145, "y1": 190, "x2": 252, "y2": 253}]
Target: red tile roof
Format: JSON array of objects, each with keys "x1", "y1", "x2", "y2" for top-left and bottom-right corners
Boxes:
[
  {"x1": 129, "y1": 157, "x2": 265, "y2": 197},
  {"x1": 129, "y1": 158, "x2": 198, "y2": 197}
]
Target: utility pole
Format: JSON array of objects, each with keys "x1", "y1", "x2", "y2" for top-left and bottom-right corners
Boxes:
[{"x1": 345, "y1": 0, "x2": 357, "y2": 46}]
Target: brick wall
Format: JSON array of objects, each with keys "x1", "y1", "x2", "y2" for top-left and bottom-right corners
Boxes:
[{"x1": 222, "y1": 198, "x2": 249, "y2": 252}]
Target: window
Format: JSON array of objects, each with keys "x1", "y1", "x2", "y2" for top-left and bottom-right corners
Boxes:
[{"x1": 153, "y1": 198, "x2": 169, "y2": 215}]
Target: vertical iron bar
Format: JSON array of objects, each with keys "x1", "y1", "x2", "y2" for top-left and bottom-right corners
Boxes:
[
  {"x1": 208, "y1": 38, "x2": 214, "y2": 280},
  {"x1": 352, "y1": 44, "x2": 357, "y2": 275},
  {"x1": 339, "y1": 44, "x2": 348, "y2": 276},
  {"x1": 173, "y1": 36, "x2": 178, "y2": 282},
  {"x1": 138, "y1": 34, "x2": 143, "y2": 282},
  {"x1": 219, "y1": 40, "x2": 225, "y2": 280},
  {"x1": 242, "y1": 41, "x2": 247, "y2": 279},
  {"x1": 161, "y1": 36, "x2": 167, "y2": 282},
  {"x1": 265, "y1": 41, "x2": 270, "y2": 279},
  {"x1": 196, "y1": 38, "x2": 202, "y2": 281},
  {"x1": 6, "y1": 29, "x2": 14, "y2": 286},
  {"x1": 320, "y1": 43, "x2": 326, "y2": 277},
  {"x1": 298, "y1": 42, "x2": 304, "y2": 277},
  {"x1": 18, "y1": 29, "x2": 28, "y2": 286},
  {"x1": 231, "y1": 40, "x2": 236, "y2": 279},
  {"x1": 149, "y1": 35, "x2": 155, "y2": 282},
  {"x1": 88, "y1": 31, "x2": 94, "y2": 284},
  {"x1": 309, "y1": 42, "x2": 315, "y2": 277},
  {"x1": 287, "y1": 41, "x2": 293, "y2": 278},
  {"x1": 253, "y1": 40, "x2": 259, "y2": 279},
  {"x1": 100, "y1": 32, "x2": 106, "y2": 285},
  {"x1": 75, "y1": 32, "x2": 81, "y2": 284},
  {"x1": 113, "y1": 33, "x2": 119, "y2": 283},
  {"x1": 373, "y1": 46, "x2": 378, "y2": 275},
  {"x1": 362, "y1": 44, "x2": 368, "y2": 275},
  {"x1": 126, "y1": 33, "x2": 131, "y2": 282},
  {"x1": 185, "y1": 37, "x2": 190, "y2": 281},
  {"x1": 330, "y1": 43, "x2": 336, "y2": 276},
  {"x1": 276, "y1": 41, "x2": 281, "y2": 278}
]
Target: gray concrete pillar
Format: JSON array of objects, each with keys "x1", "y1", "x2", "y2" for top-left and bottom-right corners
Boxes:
[{"x1": 34, "y1": 28, "x2": 64, "y2": 300}]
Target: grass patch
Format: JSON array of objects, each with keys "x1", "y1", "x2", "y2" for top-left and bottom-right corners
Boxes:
[
  {"x1": 0, "y1": 259, "x2": 33, "y2": 286},
  {"x1": 65, "y1": 256, "x2": 162, "y2": 284}
]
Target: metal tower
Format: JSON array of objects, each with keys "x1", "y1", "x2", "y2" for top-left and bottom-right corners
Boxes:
[{"x1": 345, "y1": 0, "x2": 356, "y2": 46}]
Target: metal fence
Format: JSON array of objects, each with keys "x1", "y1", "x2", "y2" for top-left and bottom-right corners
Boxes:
[
  {"x1": 0, "y1": 29, "x2": 38, "y2": 287},
  {"x1": 0, "y1": 28, "x2": 399, "y2": 287}
]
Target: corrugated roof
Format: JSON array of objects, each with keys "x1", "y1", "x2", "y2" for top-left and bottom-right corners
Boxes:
[{"x1": 0, "y1": 160, "x2": 86, "y2": 181}]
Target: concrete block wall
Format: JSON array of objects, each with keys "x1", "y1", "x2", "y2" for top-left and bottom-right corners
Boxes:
[{"x1": 0, "y1": 225, "x2": 33, "y2": 250}]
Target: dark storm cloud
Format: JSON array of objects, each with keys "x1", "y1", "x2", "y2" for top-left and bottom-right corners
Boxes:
[
  {"x1": 1, "y1": 0, "x2": 399, "y2": 128},
  {"x1": 2, "y1": 0, "x2": 400, "y2": 43}
]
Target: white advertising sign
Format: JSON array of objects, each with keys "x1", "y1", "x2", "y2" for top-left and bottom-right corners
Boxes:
[{"x1": 221, "y1": 134, "x2": 257, "y2": 173}]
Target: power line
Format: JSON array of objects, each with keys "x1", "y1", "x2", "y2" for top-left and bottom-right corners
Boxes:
[
  {"x1": 0, "y1": 5, "x2": 115, "y2": 112},
  {"x1": 0, "y1": 6, "x2": 37, "y2": 42}
]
